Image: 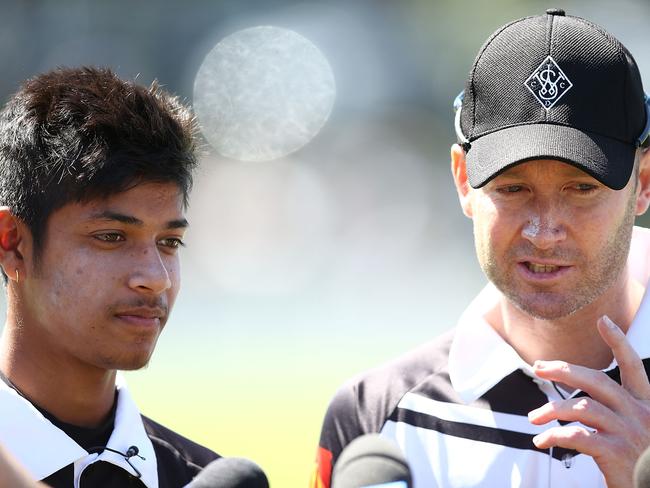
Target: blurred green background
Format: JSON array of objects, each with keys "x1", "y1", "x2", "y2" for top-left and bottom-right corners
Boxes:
[{"x1": 0, "y1": 0, "x2": 648, "y2": 486}]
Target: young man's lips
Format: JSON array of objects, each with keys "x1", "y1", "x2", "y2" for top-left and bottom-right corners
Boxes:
[{"x1": 115, "y1": 308, "x2": 165, "y2": 327}]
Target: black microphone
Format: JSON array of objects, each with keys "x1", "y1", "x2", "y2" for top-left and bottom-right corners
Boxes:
[
  {"x1": 331, "y1": 434, "x2": 412, "y2": 488},
  {"x1": 635, "y1": 445, "x2": 650, "y2": 488},
  {"x1": 185, "y1": 457, "x2": 269, "y2": 488}
]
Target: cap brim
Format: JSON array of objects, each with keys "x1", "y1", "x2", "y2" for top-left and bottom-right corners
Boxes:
[{"x1": 465, "y1": 124, "x2": 636, "y2": 190}]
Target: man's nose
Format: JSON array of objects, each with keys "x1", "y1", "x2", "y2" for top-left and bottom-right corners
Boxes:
[
  {"x1": 127, "y1": 247, "x2": 172, "y2": 294},
  {"x1": 521, "y1": 202, "x2": 567, "y2": 250}
]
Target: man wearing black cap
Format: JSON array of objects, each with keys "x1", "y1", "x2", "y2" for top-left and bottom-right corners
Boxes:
[{"x1": 312, "y1": 9, "x2": 650, "y2": 488}]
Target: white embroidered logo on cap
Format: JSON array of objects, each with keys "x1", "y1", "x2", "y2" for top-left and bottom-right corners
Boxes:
[{"x1": 524, "y1": 56, "x2": 573, "y2": 110}]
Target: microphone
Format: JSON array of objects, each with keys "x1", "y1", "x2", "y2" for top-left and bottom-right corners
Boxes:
[
  {"x1": 185, "y1": 457, "x2": 269, "y2": 488},
  {"x1": 635, "y1": 445, "x2": 650, "y2": 488},
  {"x1": 87, "y1": 445, "x2": 145, "y2": 478},
  {"x1": 331, "y1": 434, "x2": 412, "y2": 488}
]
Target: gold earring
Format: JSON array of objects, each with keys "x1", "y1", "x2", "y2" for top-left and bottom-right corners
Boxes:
[{"x1": 15, "y1": 269, "x2": 19, "y2": 284}]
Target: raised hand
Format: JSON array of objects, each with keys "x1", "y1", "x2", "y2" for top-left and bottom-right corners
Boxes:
[{"x1": 528, "y1": 316, "x2": 650, "y2": 488}]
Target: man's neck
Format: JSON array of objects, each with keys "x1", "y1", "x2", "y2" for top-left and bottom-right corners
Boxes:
[
  {"x1": 487, "y1": 270, "x2": 646, "y2": 370},
  {"x1": 0, "y1": 316, "x2": 117, "y2": 429}
]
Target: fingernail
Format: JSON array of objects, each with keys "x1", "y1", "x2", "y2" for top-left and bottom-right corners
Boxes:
[
  {"x1": 532, "y1": 435, "x2": 541, "y2": 446},
  {"x1": 602, "y1": 315, "x2": 621, "y2": 333},
  {"x1": 533, "y1": 360, "x2": 546, "y2": 370}
]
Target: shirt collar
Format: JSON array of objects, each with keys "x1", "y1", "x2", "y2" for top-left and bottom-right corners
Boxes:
[
  {"x1": 614, "y1": 284, "x2": 650, "y2": 363},
  {"x1": 449, "y1": 282, "x2": 533, "y2": 404},
  {"x1": 0, "y1": 374, "x2": 158, "y2": 488},
  {"x1": 449, "y1": 226, "x2": 650, "y2": 405}
]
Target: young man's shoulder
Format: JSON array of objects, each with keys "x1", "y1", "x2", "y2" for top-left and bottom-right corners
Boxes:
[{"x1": 141, "y1": 415, "x2": 220, "y2": 486}]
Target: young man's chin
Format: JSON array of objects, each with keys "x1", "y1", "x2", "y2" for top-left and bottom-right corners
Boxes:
[
  {"x1": 122, "y1": 350, "x2": 159, "y2": 371},
  {"x1": 119, "y1": 355, "x2": 154, "y2": 371},
  {"x1": 96, "y1": 350, "x2": 156, "y2": 372}
]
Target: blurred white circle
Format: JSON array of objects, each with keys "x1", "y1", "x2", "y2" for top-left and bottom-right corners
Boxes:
[{"x1": 193, "y1": 26, "x2": 336, "y2": 162}]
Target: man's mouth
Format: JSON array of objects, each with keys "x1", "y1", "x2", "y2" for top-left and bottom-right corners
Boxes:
[
  {"x1": 116, "y1": 308, "x2": 165, "y2": 319},
  {"x1": 525, "y1": 262, "x2": 561, "y2": 274},
  {"x1": 113, "y1": 305, "x2": 167, "y2": 329}
]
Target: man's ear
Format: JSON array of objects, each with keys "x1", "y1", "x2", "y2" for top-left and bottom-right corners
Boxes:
[
  {"x1": 0, "y1": 207, "x2": 23, "y2": 283},
  {"x1": 451, "y1": 144, "x2": 474, "y2": 218},
  {"x1": 635, "y1": 148, "x2": 650, "y2": 216}
]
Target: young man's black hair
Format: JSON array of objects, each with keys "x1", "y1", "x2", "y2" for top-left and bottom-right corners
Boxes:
[{"x1": 0, "y1": 66, "x2": 196, "y2": 261}]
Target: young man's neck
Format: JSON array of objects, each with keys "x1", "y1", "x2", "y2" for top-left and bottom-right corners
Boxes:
[
  {"x1": 0, "y1": 309, "x2": 117, "y2": 429},
  {"x1": 487, "y1": 268, "x2": 645, "y2": 370}
]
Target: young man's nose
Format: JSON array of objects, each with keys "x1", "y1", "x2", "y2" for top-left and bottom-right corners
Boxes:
[{"x1": 127, "y1": 247, "x2": 172, "y2": 294}]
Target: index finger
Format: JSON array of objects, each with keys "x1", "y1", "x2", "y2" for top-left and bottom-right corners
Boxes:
[{"x1": 597, "y1": 315, "x2": 650, "y2": 400}]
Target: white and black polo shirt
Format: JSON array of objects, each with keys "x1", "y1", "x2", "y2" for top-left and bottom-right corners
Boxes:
[
  {"x1": 0, "y1": 374, "x2": 219, "y2": 488},
  {"x1": 313, "y1": 226, "x2": 650, "y2": 488}
]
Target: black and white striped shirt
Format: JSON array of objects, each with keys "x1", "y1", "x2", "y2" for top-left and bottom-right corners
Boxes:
[{"x1": 314, "y1": 227, "x2": 650, "y2": 488}]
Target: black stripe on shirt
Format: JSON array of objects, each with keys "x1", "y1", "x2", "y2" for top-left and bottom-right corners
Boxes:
[{"x1": 388, "y1": 406, "x2": 577, "y2": 462}]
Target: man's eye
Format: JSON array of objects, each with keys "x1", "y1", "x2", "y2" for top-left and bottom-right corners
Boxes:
[
  {"x1": 498, "y1": 185, "x2": 524, "y2": 193},
  {"x1": 574, "y1": 183, "x2": 598, "y2": 193},
  {"x1": 159, "y1": 238, "x2": 185, "y2": 249},
  {"x1": 94, "y1": 233, "x2": 124, "y2": 242}
]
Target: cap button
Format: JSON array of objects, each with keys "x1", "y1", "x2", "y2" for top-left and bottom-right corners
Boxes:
[{"x1": 546, "y1": 8, "x2": 566, "y2": 16}]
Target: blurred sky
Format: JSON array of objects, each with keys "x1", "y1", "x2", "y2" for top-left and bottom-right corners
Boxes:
[{"x1": 0, "y1": 0, "x2": 648, "y2": 486}]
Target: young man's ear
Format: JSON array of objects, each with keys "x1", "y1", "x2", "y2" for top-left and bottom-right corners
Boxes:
[
  {"x1": 451, "y1": 144, "x2": 474, "y2": 218},
  {"x1": 635, "y1": 148, "x2": 650, "y2": 216},
  {"x1": 0, "y1": 207, "x2": 23, "y2": 283}
]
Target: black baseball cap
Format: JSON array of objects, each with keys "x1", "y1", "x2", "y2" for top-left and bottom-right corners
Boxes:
[{"x1": 456, "y1": 8, "x2": 649, "y2": 190}]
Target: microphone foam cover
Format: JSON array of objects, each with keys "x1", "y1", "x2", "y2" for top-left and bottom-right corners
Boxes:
[
  {"x1": 187, "y1": 457, "x2": 269, "y2": 488},
  {"x1": 332, "y1": 434, "x2": 412, "y2": 488}
]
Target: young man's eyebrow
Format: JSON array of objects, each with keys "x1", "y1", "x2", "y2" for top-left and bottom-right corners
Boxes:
[
  {"x1": 166, "y1": 218, "x2": 189, "y2": 229},
  {"x1": 88, "y1": 211, "x2": 189, "y2": 229}
]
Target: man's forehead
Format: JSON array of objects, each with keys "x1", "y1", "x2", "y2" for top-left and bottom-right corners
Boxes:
[
  {"x1": 68, "y1": 182, "x2": 187, "y2": 225},
  {"x1": 497, "y1": 159, "x2": 596, "y2": 179}
]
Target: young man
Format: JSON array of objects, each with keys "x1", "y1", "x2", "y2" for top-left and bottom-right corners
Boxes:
[
  {"x1": 0, "y1": 67, "x2": 220, "y2": 487},
  {"x1": 312, "y1": 9, "x2": 650, "y2": 488}
]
